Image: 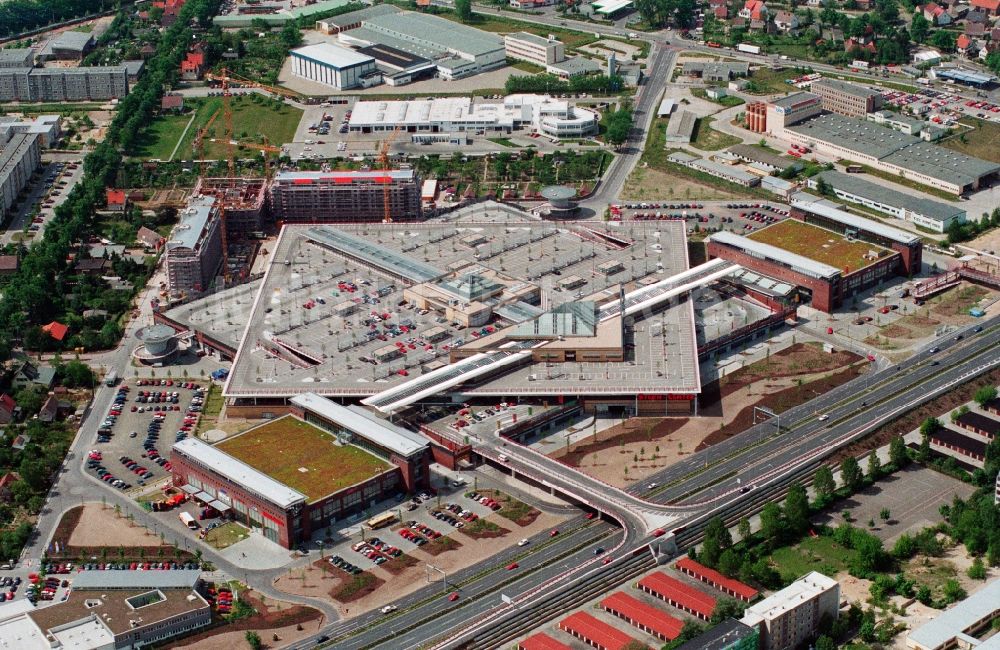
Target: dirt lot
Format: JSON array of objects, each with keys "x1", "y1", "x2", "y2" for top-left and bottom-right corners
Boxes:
[
  {"x1": 621, "y1": 166, "x2": 740, "y2": 201},
  {"x1": 967, "y1": 229, "x2": 1000, "y2": 256},
  {"x1": 548, "y1": 344, "x2": 863, "y2": 487},
  {"x1": 811, "y1": 465, "x2": 974, "y2": 544},
  {"x1": 273, "y1": 511, "x2": 564, "y2": 618},
  {"x1": 173, "y1": 589, "x2": 323, "y2": 650},
  {"x1": 866, "y1": 284, "x2": 996, "y2": 345},
  {"x1": 49, "y1": 503, "x2": 191, "y2": 561}
]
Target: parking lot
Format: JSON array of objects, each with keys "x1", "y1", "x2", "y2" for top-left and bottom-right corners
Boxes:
[
  {"x1": 881, "y1": 87, "x2": 999, "y2": 125},
  {"x1": 87, "y1": 379, "x2": 206, "y2": 494},
  {"x1": 611, "y1": 201, "x2": 790, "y2": 236},
  {"x1": 3, "y1": 158, "x2": 84, "y2": 245}
]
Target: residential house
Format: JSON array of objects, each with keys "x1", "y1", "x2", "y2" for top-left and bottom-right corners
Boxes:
[
  {"x1": 0, "y1": 255, "x2": 18, "y2": 276},
  {"x1": 180, "y1": 52, "x2": 205, "y2": 80},
  {"x1": 773, "y1": 10, "x2": 799, "y2": 31},
  {"x1": 991, "y1": 27, "x2": 1000, "y2": 40},
  {"x1": 730, "y1": 16, "x2": 747, "y2": 30},
  {"x1": 161, "y1": 94, "x2": 184, "y2": 112},
  {"x1": 740, "y1": 0, "x2": 769, "y2": 21},
  {"x1": 38, "y1": 394, "x2": 59, "y2": 423},
  {"x1": 140, "y1": 44, "x2": 156, "y2": 59},
  {"x1": 41, "y1": 321, "x2": 68, "y2": 343},
  {"x1": 957, "y1": 33, "x2": 977, "y2": 56},
  {"x1": 0, "y1": 394, "x2": 15, "y2": 424},
  {"x1": 855, "y1": 0, "x2": 872, "y2": 9},
  {"x1": 106, "y1": 188, "x2": 127, "y2": 212},
  {"x1": 11, "y1": 434, "x2": 29, "y2": 450},
  {"x1": 10, "y1": 355, "x2": 56, "y2": 390},
  {"x1": 971, "y1": 0, "x2": 1000, "y2": 15},
  {"x1": 73, "y1": 258, "x2": 112, "y2": 275},
  {"x1": 137, "y1": 226, "x2": 164, "y2": 250},
  {"x1": 715, "y1": 6, "x2": 729, "y2": 18},
  {"x1": 750, "y1": 18, "x2": 770, "y2": 31},
  {"x1": 966, "y1": 22, "x2": 987, "y2": 37},
  {"x1": 967, "y1": 8, "x2": 990, "y2": 23},
  {"x1": 922, "y1": 2, "x2": 953, "y2": 25},
  {"x1": 0, "y1": 473, "x2": 18, "y2": 502},
  {"x1": 845, "y1": 37, "x2": 877, "y2": 54}
]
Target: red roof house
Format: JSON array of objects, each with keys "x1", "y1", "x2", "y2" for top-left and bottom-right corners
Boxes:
[
  {"x1": 180, "y1": 51, "x2": 205, "y2": 80},
  {"x1": 957, "y1": 33, "x2": 973, "y2": 52},
  {"x1": 0, "y1": 394, "x2": 15, "y2": 424},
  {"x1": 675, "y1": 557, "x2": 760, "y2": 602},
  {"x1": 42, "y1": 321, "x2": 69, "y2": 342},
  {"x1": 972, "y1": 0, "x2": 1000, "y2": 14},
  {"x1": 638, "y1": 572, "x2": 717, "y2": 620},
  {"x1": 106, "y1": 188, "x2": 127, "y2": 211},
  {"x1": 601, "y1": 591, "x2": 685, "y2": 641},
  {"x1": 0, "y1": 472, "x2": 18, "y2": 502},
  {"x1": 715, "y1": 6, "x2": 729, "y2": 18},
  {"x1": 559, "y1": 612, "x2": 634, "y2": 650}
]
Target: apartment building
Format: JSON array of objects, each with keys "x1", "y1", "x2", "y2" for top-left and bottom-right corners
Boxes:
[
  {"x1": 166, "y1": 195, "x2": 223, "y2": 295},
  {"x1": 0, "y1": 66, "x2": 129, "y2": 102},
  {"x1": 0, "y1": 132, "x2": 41, "y2": 225},
  {"x1": 268, "y1": 170, "x2": 423, "y2": 223},
  {"x1": 811, "y1": 78, "x2": 884, "y2": 117},
  {"x1": 0, "y1": 48, "x2": 33, "y2": 68},
  {"x1": 741, "y1": 572, "x2": 840, "y2": 650},
  {"x1": 504, "y1": 32, "x2": 565, "y2": 66}
]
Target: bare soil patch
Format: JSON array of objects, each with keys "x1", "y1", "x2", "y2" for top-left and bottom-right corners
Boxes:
[
  {"x1": 331, "y1": 572, "x2": 385, "y2": 603},
  {"x1": 622, "y1": 167, "x2": 739, "y2": 201},
  {"x1": 458, "y1": 518, "x2": 511, "y2": 540},
  {"x1": 381, "y1": 554, "x2": 419, "y2": 576},
  {"x1": 172, "y1": 589, "x2": 323, "y2": 649},
  {"x1": 551, "y1": 417, "x2": 686, "y2": 468},
  {"x1": 50, "y1": 503, "x2": 191, "y2": 562},
  {"x1": 422, "y1": 536, "x2": 462, "y2": 557}
]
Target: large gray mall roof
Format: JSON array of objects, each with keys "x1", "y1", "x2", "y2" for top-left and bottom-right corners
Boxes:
[
  {"x1": 304, "y1": 226, "x2": 444, "y2": 283},
  {"x1": 793, "y1": 196, "x2": 922, "y2": 244},
  {"x1": 811, "y1": 77, "x2": 882, "y2": 99},
  {"x1": 322, "y1": 2, "x2": 399, "y2": 26},
  {"x1": 72, "y1": 570, "x2": 202, "y2": 590},
  {"x1": 362, "y1": 12, "x2": 503, "y2": 57},
  {"x1": 906, "y1": 578, "x2": 1000, "y2": 649},
  {"x1": 172, "y1": 438, "x2": 307, "y2": 509},
  {"x1": 709, "y1": 230, "x2": 841, "y2": 279},
  {"x1": 813, "y1": 170, "x2": 966, "y2": 223},
  {"x1": 289, "y1": 393, "x2": 428, "y2": 457}
]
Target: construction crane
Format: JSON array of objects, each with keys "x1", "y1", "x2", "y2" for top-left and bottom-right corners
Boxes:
[
  {"x1": 193, "y1": 107, "x2": 221, "y2": 176},
  {"x1": 377, "y1": 125, "x2": 402, "y2": 223},
  {"x1": 204, "y1": 69, "x2": 300, "y2": 100}
]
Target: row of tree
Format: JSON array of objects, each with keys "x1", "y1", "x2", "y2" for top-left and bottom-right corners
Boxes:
[
  {"x1": 0, "y1": 0, "x2": 117, "y2": 37},
  {"x1": 504, "y1": 74, "x2": 624, "y2": 95}
]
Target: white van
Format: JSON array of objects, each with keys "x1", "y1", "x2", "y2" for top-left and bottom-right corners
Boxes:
[{"x1": 498, "y1": 454, "x2": 509, "y2": 463}]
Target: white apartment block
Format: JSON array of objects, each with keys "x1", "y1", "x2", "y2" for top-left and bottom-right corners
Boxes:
[{"x1": 741, "y1": 572, "x2": 840, "y2": 650}]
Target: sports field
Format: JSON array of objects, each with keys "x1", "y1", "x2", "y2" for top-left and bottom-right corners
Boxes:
[
  {"x1": 747, "y1": 219, "x2": 887, "y2": 273},
  {"x1": 217, "y1": 417, "x2": 390, "y2": 502}
]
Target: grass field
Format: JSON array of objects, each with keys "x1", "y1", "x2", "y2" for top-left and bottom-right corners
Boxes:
[
  {"x1": 690, "y1": 87, "x2": 745, "y2": 108},
  {"x1": 941, "y1": 118, "x2": 1000, "y2": 164},
  {"x1": 204, "y1": 522, "x2": 249, "y2": 550},
  {"x1": 217, "y1": 416, "x2": 390, "y2": 502},
  {"x1": 769, "y1": 535, "x2": 854, "y2": 583},
  {"x1": 133, "y1": 95, "x2": 302, "y2": 161},
  {"x1": 748, "y1": 219, "x2": 887, "y2": 273},
  {"x1": 747, "y1": 68, "x2": 798, "y2": 95},
  {"x1": 691, "y1": 117, "x2": 743, "y2": 151}
]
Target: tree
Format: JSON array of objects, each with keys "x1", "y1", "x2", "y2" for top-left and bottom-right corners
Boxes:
[
  {"x1": 701, "y1": 516, "x2": 732, "y2": 567},
  {"x1": 815, "y1": 635, "x2": 836, "y2": 650},
  {"x1": 974, "y1": 385, "x2": 997, "y2": 408},
  {"x1": 879, "y1": 507, "x2": 891, "y2": 522},
  {"x1": 929, "y1": 29, "x2": 957, "y2": 52},
  {"x1": 711, "y1": 598, "x2": 746, "y2": 624},
  {"x1": 841, "y1": 456, "x2": 863, "y2": 492},
  {"x1": 760, "y1": 502, "x2": 784, "y2": 544},
  {"x1": 58, "y1": 359, "x2": 95, "y2": 388},
  {"x1": 920, "y1": 417, "x2": 941, "y2": 436},
  {"x1": 889, "y1": 435, "x2": 908, "y2": 469},
  {"x1": 738, "y1": 516, "x2": 751, "y2": 543},
  {"x1": 968, "y1": 557, "x2": 987, "y2": 580},
  {"x1": 245, "y1": 631, "x2": 262, "y2": 650},
  {"x1": 718, "y1": 548, "x2": 742, "y2": 577},
  {"x1": 867, "y1": 450, "x2": 882, "y2": 479},
  {"x1": 943, "y1": 578, "x2": 966, "y2": 603},
  {"x1": 785, "y1": 483, "x2": 810, "y2": 534},
  {"x1": 910, "y1": 13, "x2": 929, "y2": 42},
  {"x1": 455, "y1": 0, "x2": 473, "y2": 22},
  {"x1": 814, "y1": 466, "x2": 836, "y2": 500}
]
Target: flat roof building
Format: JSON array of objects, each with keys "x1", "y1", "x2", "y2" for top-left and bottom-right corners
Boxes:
[
  {"x1": 675, "y1": 619, "x2": 759, "y2": 650},
  {"x1": 669, "y1": 151, "x2": 761, "y2": 187},
  {"x1": 290, "y1": 43, "x2": 379, "y2": 89},
  {"x1": 0, "y1": 132, "x2": 41, "y2": 226},
  {"x1": 741, "y1": 572, "x2": 840, "y2": 650},
  {"x1": 906, "y1": 578, "x2": 1000, "y2": 650},
  {"x1": 728, "y1": 144, "x2": 802, "y2": 173},
  {"x1": 43, "y1": 30, "x2": 95, "y2": 60},
  {"x1": 665, "y1": 110, "x2": 697, "y2": 143},
  {"x1": 269, "y1": 169, "x2": 422, "y2": 223},
  {"x1": 505, "y1": 32, "x2": 565, "y2": 66},
  {"x1": 810, "y1": 77, "x2": 884, "y2": 117},
  {"x1": 0, "y1": 66, "x2": 129, "y2": 102},
  {"x1": 165, "y1": 195, "x2": 222, "y2": 295},
  {"x1": 808, "y1": 170, "x2": 965, "y2": 232},
  {"x1": 546, "y1": 56, "x2": 601, "y2": 78},
  {"x1": 0, "y1": 48, "x2": 33, "y2": 68}
]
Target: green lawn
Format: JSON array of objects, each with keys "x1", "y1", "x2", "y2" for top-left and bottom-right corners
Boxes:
[
  {"x1": 690, "y1": 117, "x2": 743, "y2": 151},
  {"x1": 202, "y1": 384, "x2": 224, "y2": 418},
  {"x1": 941, "y1": 118, "x2": 1000, "y2": 164},
  {"x1": 690, "y1": 88, "x2": 745, "y2": 108},
  {"x1": 204, "y1": 522, "x2": 249, "y2": 550},
  {"x1": 508, "y1": 60, "x2": 546, "y2": 74},
  {"x1": 134, "y1": 96, "x2": 302, "y2": 161},
  {"x1": 747, "y1": 68, "x2": 798, "y2": 95},
  {"x1": 7, "y1": 102, "x2": 105, "y2": 116},
  {"x1": 769, "y1": 535, "x2": 855, "y2": 582},
  {"x1": 131, "y1": 111, "x2": 193, "y2": 160}
]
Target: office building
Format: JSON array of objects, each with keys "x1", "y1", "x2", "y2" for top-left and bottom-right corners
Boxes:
[
  {"x1": 165, "y1": 195, "x2": 223, "y2": 295},
  {"x1": 765, "y1": 92, "x2": 823, "y2": 130},
  {"x1": 0, "y1": 570, "x2": 211, "y2": 650},
  {"x1": 0, "y1": 66, "x2": 129, "y2": 102},
  {"x1": 810, "y1": 78, "x2": 884, "y2": 117},
  {"x1": 338, "y1": 10, "x2": 505, "y2": 80},
  {"x1": 906, "y1": 578, "x2": 1000, "y2": 650},
  {"x1": 807, "y1": 170, "x2": 965, "y2": 232},
  {"x1": 170, "y1": 394, "x2": 430, "y2": 548},
  {"x1": 269, "y1": 169, "x2": 422, "y2": 223},
  {"x1": 290, "y1": 43, "x2": 380, "y2": 89},
  {"x1": 741, "y1": 572, "x2": 840, "y2": 650},
  {"x1": 504, "y1": 32, "x2": 565, "y2": 66},
  {"x1": 668, "y1": 152, "x2": 761, "y2": 187},
  {"x1": 0, "y1": 48, "x2": 33, "y2": 68},
  {"x1": 0, "y1": 132, "x2": 41, "y2": 226},
  {"x1": 347, "y1": 95, "x2": 598, "y2": 138}
]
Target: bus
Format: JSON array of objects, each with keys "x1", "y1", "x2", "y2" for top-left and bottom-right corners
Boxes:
[
  {"x1": 366, "y1": 512, "x2": 398, "y2": 530},
  {"x1": 105, "y1": 369, "x2": 118, "y2": 387}
]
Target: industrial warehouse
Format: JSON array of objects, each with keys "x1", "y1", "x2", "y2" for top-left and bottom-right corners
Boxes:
[{"x1": 170, "y1": 393, "x2": 431, "y2": 548}]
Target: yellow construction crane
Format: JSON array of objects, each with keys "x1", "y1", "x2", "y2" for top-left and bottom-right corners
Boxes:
[
  {"x1": 204, "y1": 69, "x2": 300, "y2": 99},
  {"x1": 377, "y1": 125, "x2": 402, "y2": 223}
]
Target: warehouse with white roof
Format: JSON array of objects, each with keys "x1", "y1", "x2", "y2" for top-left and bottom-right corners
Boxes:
[{"x1": 290, "y1": 42, "x2": 379, "y2": 89}]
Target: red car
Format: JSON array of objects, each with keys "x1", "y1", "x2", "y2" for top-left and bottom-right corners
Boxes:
[
  {"x1": 549, "y1": 529, "x2": 559, "y2": 537},
  {"x1": 506, "y1": 562, "x2": 519, "y2": 571},
  {"x1": 448, "y1": 592, "x2": 460, "y2": 602}
]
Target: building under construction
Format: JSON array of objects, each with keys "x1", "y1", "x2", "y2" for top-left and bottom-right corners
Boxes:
[
  {"x1": 268, "y1": 169, "x2": 422, "y2": 223},
  {"x1": 193, "y1": 177, "x2": 268, "y2": 238}
]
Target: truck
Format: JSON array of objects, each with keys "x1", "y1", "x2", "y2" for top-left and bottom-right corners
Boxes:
[
  {"x1": 105, "y1": 369, "x2": 118, "y2": 387},
  {"x1": 737, "y1": 43, "x2": 761, "y2": 54}
]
